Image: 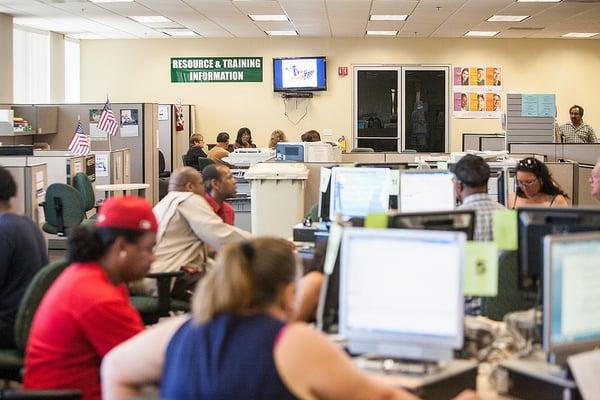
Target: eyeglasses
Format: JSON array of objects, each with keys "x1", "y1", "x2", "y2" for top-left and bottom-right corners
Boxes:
[{"x1": 517, "y1": 179, "x2": 539, "y2": 188}]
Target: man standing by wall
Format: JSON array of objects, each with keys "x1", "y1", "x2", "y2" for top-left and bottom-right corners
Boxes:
[{"x1": 558, "y1": 105, "x2": 597, "y2": 143}]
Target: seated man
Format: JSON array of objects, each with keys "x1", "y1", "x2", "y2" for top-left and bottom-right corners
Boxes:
[
  {"x1": 454, "y1": 154, "x2": 505, "y2": 242},
  {"x1": 207, "y1": 132, "x2": 232, "y2": 166},
  {"x1": 143, "y1": 167, "x2": 251, "y2": 296},
  {"x1": 183, "y1": 133, "x2": 207, "y2": 171},
  {"x1": 0, "y1": 166, "x2": 48, "y2": 348},
  {"x1": 202, "y1": 164, "x2": 237, "y2": 225}
]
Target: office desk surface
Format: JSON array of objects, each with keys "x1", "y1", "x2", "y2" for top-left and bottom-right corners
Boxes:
[{"x1": 95, "y1": 183, "x2": 149, "y2": 191}]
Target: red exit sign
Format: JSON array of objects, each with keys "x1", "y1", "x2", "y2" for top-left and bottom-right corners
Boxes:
[{"x1": 338, "y1": 66, "x2": 348, "y2": 76}]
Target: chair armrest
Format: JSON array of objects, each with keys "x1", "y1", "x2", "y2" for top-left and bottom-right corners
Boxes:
[{"x1": 144, "y1": 271, "x2": 184, "y2": 314}]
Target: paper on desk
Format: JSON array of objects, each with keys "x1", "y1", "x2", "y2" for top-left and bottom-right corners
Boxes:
[
  {"x1": 464, "y1": 241, "x2": 498, "y2": 297},
  {"x1": 320, "y1": 168, "x2": 331, "y2": 193},
  {"x1": 323, "y1": 223, "x2": 343, "y2": 275},
  {"x1": 493, "y1": 209, "x2": 518, "y2": 250},
  {"x1": 365, "y1": 212, "x2": 388, "y2": 228},
  {"x1": 388, "y1": 170, "x2": 400, "y2": 195},
  {"x1": 568, "y1": 350, "x2": 600, "y2": 400}
]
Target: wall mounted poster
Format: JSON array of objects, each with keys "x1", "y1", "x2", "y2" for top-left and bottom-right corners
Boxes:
[
  {"x1": 120, "y1": 109, "x2": 139, "y2": 137},
  {"x1": 89, "y1": 109, "x2": 107, "y2": 141},
  {"x1": 453, "y1": 66, "x2": 502, "y2": 118}
]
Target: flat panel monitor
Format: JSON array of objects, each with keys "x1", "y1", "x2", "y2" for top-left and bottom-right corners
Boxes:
[
  {"x1": 355, "y1": 163, "x2": 408, "y2": 210},
  {"x1": 389, "y1": 210, "x2": 476, "y2": 241},
  {"x1": 339, "y1": 228, "x2": 465, "y2": 361},
  {"x1": 399, "y1": 171, "x2": 456, "y2": 213},
  {"x1": 329, "y1": 167, "x2": 391, "y2": 220},
  {"x1": 488, "y1": 169, "x2": 505, "y2": 205},
  {"x1": 273, "y1": 57, "x2": 327, "y2": 92},
  {"x1": 543, "y1": 232, "x2": 600, "y2": 365},
  {"x1": 315, "y1": 224, "x2": 344, "y2": 334},
  {"x1": 518, "y1": 207, "x2": 600, "y2": 292}
]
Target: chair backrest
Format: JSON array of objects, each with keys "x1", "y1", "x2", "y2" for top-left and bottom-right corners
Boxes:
[
  {"x1": 158, "y1": 150, "x2": 166, "y2": 173},
  {"x1": 14, "y1": 259, "x2": 70, "y2": 353},
  {"x1": 197, "y1": 157, "x2": 215, "y2": 172},
  {"x1": 72, "y1": 173, "x2": 95, "y2": 212},
  {"x1": 43, "y1": 183, "x2": 84, "y2": 231},
  {"x1": 351, "y1": 147, "x2": 375, "y2": 153},
  {"x1": 181, "y1": 155, "x2": 188, "y2": 167}
]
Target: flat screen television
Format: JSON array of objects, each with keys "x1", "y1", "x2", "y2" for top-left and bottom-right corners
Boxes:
[{"x1": 273, "y1": 56, "x2": 327, "y2": 92}]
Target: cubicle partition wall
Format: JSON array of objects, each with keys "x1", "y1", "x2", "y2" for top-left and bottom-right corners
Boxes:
[
  {"x1": 509, "y1": 143, "x2": 600, "y2": 165},
  {"x1": 158, "y1": 105, "x2": 173, "y2": 173},
  {"x1": 576, "y1": 164, "x2": 599, "y2": 207},
  {"x1": 462, "y1": 133, "x2": 504, "y2": 151},
  {"x1": 506, "y1": 94, "x2": 554, "y2": 144},
  {"x1": 303, "y1": 162, "x2": 341, "y2": 216},
  {"x1": 1, "y1": 159, "x2": 47, "y2": 224},
  {"x1": 340, "y1": 152, "x2": 449, "y2": 164},
  {"x1": 173, "y1": 104, "x2": 193, "y2": 170},
  {"x1": 545, "y1": 162, "x2": 578, "y2": 205},
  {"x1": 480, "y1": 136, "x2": 506, "y2": 151}
]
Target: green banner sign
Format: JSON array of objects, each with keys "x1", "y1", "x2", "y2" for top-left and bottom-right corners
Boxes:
[{"x1": 171, "y1": 57, "x2": 263, "y2": 83}]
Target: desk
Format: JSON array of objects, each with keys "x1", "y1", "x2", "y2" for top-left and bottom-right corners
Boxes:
[{"x1": 95, "y1": 183, "x2": 149, "y2": 199}]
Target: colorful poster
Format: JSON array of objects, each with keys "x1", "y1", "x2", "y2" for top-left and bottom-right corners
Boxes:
[{"x1": 453, "y1": 65, "x2": 502, "y2": 118}]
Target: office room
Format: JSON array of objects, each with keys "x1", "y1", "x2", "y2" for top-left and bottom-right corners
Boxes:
[{"x1": 1, "y1": 0, "x2": 600, "y2": 399}]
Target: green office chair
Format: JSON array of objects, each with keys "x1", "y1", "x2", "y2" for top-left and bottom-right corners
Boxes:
[
  {"x1": 72, "y1": 173, "x2": 97, "y2": 219},
  {"x1": 350, "y1": 147, "x2": 375, "y2": 153},
  {"x1": 42, "y1": 183, "x2": 85, "y2": 236},
  {"x1": 129, "y1": 272, "x2": 191, "y2": 325},
  {"x1": 0, "y1": 259, "x2": 70, "y2": 382}
]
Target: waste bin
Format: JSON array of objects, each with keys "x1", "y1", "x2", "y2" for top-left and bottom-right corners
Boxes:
[{"x1": 245, "y1": 163, "x2": 308, "y2": 238}]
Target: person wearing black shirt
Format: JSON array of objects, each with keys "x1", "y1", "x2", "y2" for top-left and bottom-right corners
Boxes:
[
  {"x1": 0, "y1": 166, "x2": 48, "y2": 347},
  {"x1": 184, "y1": 133, "x2": 208, "y2": 171}
]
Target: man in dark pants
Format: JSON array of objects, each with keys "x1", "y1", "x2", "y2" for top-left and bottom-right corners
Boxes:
[{"x1": 0, "y1": 166, "x2": 48, "y2": 347}]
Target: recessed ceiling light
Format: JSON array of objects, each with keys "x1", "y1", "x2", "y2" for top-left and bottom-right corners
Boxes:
[
  {"x1": 249, "y1": 15, "x2": 288, "y2": 21},
  {"x1": 370, "y1": 15, "x2": 408, "y2": 21},
  {"x1": 465, "y1": 31, "x2": 499, "y2": 37},
  {"x1": 517, "y1": 0, "x2": 561, "y2": 2},
  {"x1": 90, "y1": 0, "x2": 134, "y2": 3},
  {"x1": 562, "y1": 32, "x2": 598, "y2": 38},
  {"x1": 163, "y1": 29, "x2": 198, "y2": 37},
  {"x1": 487, "y1": 15, "x2": 529, "y2": 22},
  {"x1": 366, "y1": 30, "x2": 398, "y2": 36},
  {"x1": 130, "y1": 16, "x2": 172, "y2": 23},
  {"x1": 265, "y1": 30, "x2": 297, "y2": 36}
]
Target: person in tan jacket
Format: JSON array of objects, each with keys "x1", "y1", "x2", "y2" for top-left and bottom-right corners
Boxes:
[{"x1": 207, "y1": 131, "x2": 232, "y2": 166}]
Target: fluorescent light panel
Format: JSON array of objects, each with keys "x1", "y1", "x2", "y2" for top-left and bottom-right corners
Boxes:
[
  {"x1": 517, "y1": 0, "x2": 561, "y2": 2},
  {"x1": 265, "y1": 30, "x2": 297, "y2": 36},
  {"x1": 487, "y1": 15, "x2": 529, "y2": 22},
  {"x1": 465, "y1": 31, "x2": 499, "y2": 37},
  {"x1": 249, "y1": 14, "x2": 288, "y2": 21},
  {"x1": 163, "y1": 29, "x2": 198, "y2": 37},
  {"x1": 90, "y1": 0, "x2": 134, "y2": 3},
  {"x1": 130, "y1": 16, "x2": 172, "y2": 23},
  {"x1": 562, "y1": 32, "x2": 598, "y2": 38},
  {"x1": 366, "y1": 30, "x2": 398, "y2": 36},
  {"x1": 370, "y1": 15, "x2": 408, "y2": 21}
]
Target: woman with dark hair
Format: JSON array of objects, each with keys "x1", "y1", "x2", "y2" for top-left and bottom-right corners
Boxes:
[
  {"x1": 234, "y1": 127, "x2": 257, "y2": 149},
  {"x1": 102, "y1": 238, "x2": 477, "y2": 400},
  {"x1": 25, "y1": 196, "x2": 158, "y2": 400},
  {"x1": 508, "y1": 157, "x2": 569, "y2": 208}
]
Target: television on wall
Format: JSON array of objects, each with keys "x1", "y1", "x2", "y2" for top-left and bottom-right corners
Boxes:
[{"x1": 273, "y1": 56, "x2": 327, "y2": 92}]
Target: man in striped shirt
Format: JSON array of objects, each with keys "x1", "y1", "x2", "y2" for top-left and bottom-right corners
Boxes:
[{"x1": 557, "y1": 105, "x2": 597, "y2": 143}]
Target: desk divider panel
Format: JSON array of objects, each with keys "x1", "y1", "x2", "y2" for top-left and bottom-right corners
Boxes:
[
  {"x1": 545, "y1": 162, "x2": 577, "y2": 205},
  {"x1": 506, "y1": 94, "x2": 554, "y2": 145}
]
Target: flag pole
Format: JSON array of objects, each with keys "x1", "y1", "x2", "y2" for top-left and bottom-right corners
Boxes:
[{"x1": 106, "y1": 96, "x2": 113, "y2": 152}]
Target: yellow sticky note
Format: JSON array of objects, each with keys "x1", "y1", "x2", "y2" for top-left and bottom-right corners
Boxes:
[
  {"x1": 364, "y1": 212, "x2": 388, "y2": 228},
  {"x1": 464, "y1": 241, "x2": 498, "y2": 297},
  {"x1": 493, "y1": 209, "x2": 518, "y2": 250}
]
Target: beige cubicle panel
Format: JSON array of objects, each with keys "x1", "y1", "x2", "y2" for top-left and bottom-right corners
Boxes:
[
  {"x1": 143, "y1": 103, "x2": 159, "y2": 204},
  {"x1": 4, "y1": 163, "x2": 47, "y2": 225},
  {"x1": 341, "y1": 152, "x2": 385, "y2": 163},
  {"x1": 577, "y1": 165, "x2": 600, "y2": 207},
  {"x1": 303, "y1": 162, "x2": 341, "y2": 216},
  {"x1": 122, "y1": 148, "x2": 131, "y2": 183},
  {"x1": 382, "y1": 153, "x2": 418, "y2": 163},
  {"x1": 546, "y1": 162, "x2": 578, "y2": 205}
]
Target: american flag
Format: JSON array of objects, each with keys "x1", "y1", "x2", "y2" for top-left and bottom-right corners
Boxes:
[
  {"x1": 98, "y1": 98, "x2": 119, "y2": 136},
  {"x1": 68, "y1": 119, "x2": 90, "y2": 156}
]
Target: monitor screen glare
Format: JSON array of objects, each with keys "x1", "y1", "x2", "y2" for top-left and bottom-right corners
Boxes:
[
  {"x1": 400, "y1": 172, "x2": 456, "y2": 213},
  {"x1": 329, "y1": 167, "x2": 391, "y2": 219}
]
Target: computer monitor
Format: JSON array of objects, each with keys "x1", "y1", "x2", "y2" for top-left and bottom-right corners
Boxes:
[
  {"x1": 487, "y1": 168, "x2": 505, "y2": 205},
  {"x1": 518, "y1": 207, "x2": 600, "y2": 292},
  {"x1": 355, "y1": 163, "x2": 407, "y2": 210},
  {"x1": 399, "y1": 171, "x2": 456, "y2": 213},
  {"x1": 315, "y1": 224, "x2": 344, "y2": 334},
  {"x1": 543, "y1": 232, "x2": 600, "y2": 366},
  {"x1": 388, "y1": 210, "x2": 476, "y2": 241},
  {"x1": 339, "y1": 228, "x2": 465, "y2": 361},
  {"x1": 329, "y1": 167, "x2": 391, "y2": 220}
]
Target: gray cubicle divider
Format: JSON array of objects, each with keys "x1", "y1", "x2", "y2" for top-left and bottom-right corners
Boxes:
[
  {"x1": 172, "y1": 104, "x2": 193, "y2": 170},
  {"x1": 545, "y1": 162, "x2": 578, "y2": 205},
  {"x1": 509, "y1": 143, "x2": 600, "y2": 165},
  {"x1": 462, "y1": 133, "x2": 504, "y2": 151},
  {"x1": 480, "y1": 136, "x2": 506, "y2": 151},
  {"x1": 158, "y1": 105, "x2": 173, "y2": 172},
  {"x1": 506, "y1": 94, "x2": 554, "y2": 144}
]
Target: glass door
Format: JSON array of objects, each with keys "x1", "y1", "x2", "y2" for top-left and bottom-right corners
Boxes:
[
  {"x1": 402, "y1": 67, "x2": 449, "y2": 152},
  {"x1": 354, "y1": 67, "x2": 400, "y2": 152}
]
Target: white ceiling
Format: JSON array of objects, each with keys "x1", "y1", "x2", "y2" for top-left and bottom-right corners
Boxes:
[{"x1": 0, "y1": 0, "x2": 599, "y2": 40}]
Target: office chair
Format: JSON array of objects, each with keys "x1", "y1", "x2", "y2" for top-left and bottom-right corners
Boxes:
[
  {"x1": 158, "y1": 151, "x2": 171, "y2": 178},
  {"x1": 42, "y1": 183, "x2": 85, "y2": 236},
  {"x1": 197, "y1": 157, "x2": 215, "y2": 172},
  {"x1": 181, "y1": 155, "x2": 189, "y2": 167},
  {"x1": 0, "y1": 259, "x2": 70, "y2": 382},
  {"x1": 350, "y1": 147, "x2": 375, "y2": 153},
  {"x1": 129, "y1": 272, "x2": 191, "y2": 325},
  {"x1": 72, "y1": 173, "x2": 98, "y2": 219}
]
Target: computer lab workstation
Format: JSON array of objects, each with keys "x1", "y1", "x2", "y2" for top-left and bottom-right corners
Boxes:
[{"x1": 282, "y1": 156, "x2": 600, "y2": 400}]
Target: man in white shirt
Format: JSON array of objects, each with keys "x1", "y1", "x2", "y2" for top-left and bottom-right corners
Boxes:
[
  {"x1": 141, "y1": 167, "x2": 250, "y2": 295},
  {"x1": 557, "y1": 105, "x2": 597, "y2": 143}
]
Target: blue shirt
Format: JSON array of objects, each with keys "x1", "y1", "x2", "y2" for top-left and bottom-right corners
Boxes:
[{"x1": 161, "y1": 313, "x2": 297, "y2": 400}]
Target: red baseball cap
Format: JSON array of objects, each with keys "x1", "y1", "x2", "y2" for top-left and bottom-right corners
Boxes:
[{"x1": 96, "y1": 196, "x2": 158, "y2": 232}]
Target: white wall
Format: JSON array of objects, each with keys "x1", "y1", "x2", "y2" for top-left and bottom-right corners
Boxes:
[{"x1": 81, "y1": 37, "x2": 600, "y2": 150}]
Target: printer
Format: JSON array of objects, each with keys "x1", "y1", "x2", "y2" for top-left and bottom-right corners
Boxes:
[
  {"x1": 222, "y1": 148, "x2": 275, "y2": 167},
  {"x1": 276, "y1": 142, "x2": 342, "y2": 162}
]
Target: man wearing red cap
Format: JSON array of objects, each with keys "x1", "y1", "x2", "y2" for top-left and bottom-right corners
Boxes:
[
  {"x1": 141, "y1": 167, "x2": 250, "y2": 297},
  {"x1": 24, "y1": 196, "x2": 157, "y2": 400}
]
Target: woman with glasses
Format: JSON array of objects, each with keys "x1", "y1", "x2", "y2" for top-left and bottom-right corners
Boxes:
[{"x1": 508, "y1": 157, "x2": 569, "y2": 208}]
